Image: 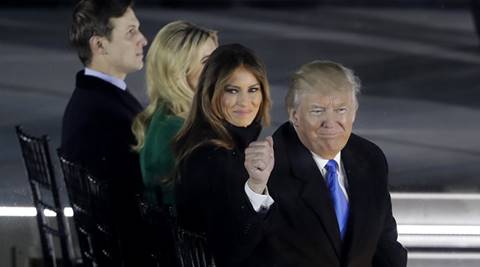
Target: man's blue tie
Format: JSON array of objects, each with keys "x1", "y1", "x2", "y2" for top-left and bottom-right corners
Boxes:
[{"x1": 325, "y1": 160, "x2": 349, "y2": 240}]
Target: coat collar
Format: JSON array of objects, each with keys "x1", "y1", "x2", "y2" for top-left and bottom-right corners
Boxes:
[
  {"x1": 84, "y1": 67, "x2": 127, "y2": 90},
  {"x1": 76, "y1": 70, "x2": 125, "y2": 93},
  {"x1": 75, "y1": 70, "x2": 142, "y2": 114},
  {"x1": 224, "y1": 121, "x2": 262, "y2": 151}
]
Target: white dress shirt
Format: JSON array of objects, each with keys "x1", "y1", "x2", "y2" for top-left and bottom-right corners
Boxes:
[
  {"x1": 84, "y1": 67, "x2": 127, "y2": 91},
  {"x1": 245, "y1": 182, "x2": 275, "y2": 212}
]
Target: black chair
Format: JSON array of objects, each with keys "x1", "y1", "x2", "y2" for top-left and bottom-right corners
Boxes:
[
  {"x1": 136, "y1": 193, "x2": 215, "y2": 267},
  {"x1": 15, "y1": 125, "x2": 73, "y2": 267},
  {"x1": 137, "y1": 194, "x2": 165, "y2": 266},
  {"x1": 58, "y1": 154, "x2": 122, "y2": 267},
  {"x1": 173, "y1": 226, "x2": 216, "y2": 267},
  {"x1": 136, "y1": 194, "x2": 178, "y2": 267}
]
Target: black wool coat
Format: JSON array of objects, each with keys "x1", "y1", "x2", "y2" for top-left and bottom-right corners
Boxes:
[
  {"x1": 266, "y1": 122, "x2": 408, "y2": 267},
  {"x1": 176, "y1": 123, "x2": 272, "y2": 267}
]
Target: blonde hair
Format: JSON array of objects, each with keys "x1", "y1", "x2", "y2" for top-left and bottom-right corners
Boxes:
[
  {"x1": 286, "y1": 60, "x2": 361, "y2": 113},
  {"x1": 174, "y1": 44, "x2": 271, "y2": 165},
  {"x1": 132, "y1": 20, "x2": 218, "y2": 151}
]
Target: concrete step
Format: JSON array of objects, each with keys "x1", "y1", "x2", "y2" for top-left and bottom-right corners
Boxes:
[
  {"x1": 392, "y1": 193, "x2": 480, "y2": 249},
  {"x1": 408, "y1": 251, "x2": 480, "y2": 267}
]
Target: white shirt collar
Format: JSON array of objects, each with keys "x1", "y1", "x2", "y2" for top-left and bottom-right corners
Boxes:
[
  {"x1": 84, "y1": 67, "x2": 127, "y2": 91},
  {"x1": 311, "y1": 151, "x2": 349, "y2": 200},
  {"x1": 311, "y1": 152, "x2": 342, "y2": 170}
]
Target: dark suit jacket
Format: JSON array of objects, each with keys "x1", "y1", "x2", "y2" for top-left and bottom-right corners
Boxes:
[
  {"x1": 61, "y1": 70, "x2": 148, "y2": 265},
  {"x1": 267, "y1": 122, "x2": 407, "y2": 267}
]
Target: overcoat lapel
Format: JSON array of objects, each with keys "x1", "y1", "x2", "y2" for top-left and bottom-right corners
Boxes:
[
  {"x1": 341, "y1": 139, "x2": 373, "y2": 262},
  {"x1": 285, "y1": 124, "x2": 342, "y2": 257}
]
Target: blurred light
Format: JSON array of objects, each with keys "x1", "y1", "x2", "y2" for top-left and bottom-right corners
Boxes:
[
  {"x1": 0, "y1": 206, "x2": 73, "y2": 217},
  {"x1": 44, "y1": 209, "x2": 56, "y2": 217},
  {"x1": 0, "y1": 207, "x2": 36, "y2": 217},
  {"x1": 64, "y1": 207, "x2": 74, "y2": 217}
]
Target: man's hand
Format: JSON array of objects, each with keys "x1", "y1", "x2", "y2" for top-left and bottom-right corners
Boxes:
[{"x1": 245, "y1": 136, "x2": 274, "y2": 194}]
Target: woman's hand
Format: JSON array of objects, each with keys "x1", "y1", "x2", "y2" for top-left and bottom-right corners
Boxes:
[{"x1": 245, "y1": 136, "x2": 274, "y2": 194}]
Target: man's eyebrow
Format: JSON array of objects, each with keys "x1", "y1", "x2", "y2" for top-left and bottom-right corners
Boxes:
[
  {"x1": 334, "y1": 102, "x2": 349, "y2": 107},
  {"x1": 127, "y1": 20, "x2": 140, "y2": 28}
]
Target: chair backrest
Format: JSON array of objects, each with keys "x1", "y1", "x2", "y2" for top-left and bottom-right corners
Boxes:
[
  {"x1": 136, "y1": 194, "x2": 163, "y2": 266},
  {"x1": 15, "y1": 125, "x2": 73, "y2": 267},
  {"x1": 58, "y1": 154, "x2": 122, "y2": 267},
  {"x1": 173, "y1": 225, "x2": 216, "y2": 267},
  {"x1": 136, "y1": 194, "x2": 179, "y2": 267},
  {"x1": 58, "y1": 154, "x2": 96, "y2": 266}
]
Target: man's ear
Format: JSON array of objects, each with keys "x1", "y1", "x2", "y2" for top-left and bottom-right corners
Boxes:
[
  {"x1": 289, "y1": 108, "x2": 299, "y2": 127},
  {"x1": 352, "y1": 99, "x2": 359, "y2": 123},
  {"x1": 89, "y1": 35, "x2": 107, "y2": 56}
]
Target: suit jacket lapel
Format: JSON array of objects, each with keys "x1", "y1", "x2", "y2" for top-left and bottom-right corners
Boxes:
[
  {"x1": 285, "y1": 124, "x2": 342, "y2": 257},
  {"x1": 341, "y1": 141, "x2": 373, "y2": 261}
]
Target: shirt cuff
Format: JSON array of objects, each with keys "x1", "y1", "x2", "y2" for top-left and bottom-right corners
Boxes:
[{"x1": 244, "y1": 182, "x2": 275, "y2": 212}]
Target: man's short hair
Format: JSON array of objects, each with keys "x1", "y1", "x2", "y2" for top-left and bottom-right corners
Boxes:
[
  {"x1": 286, "y1": 60, "x2": 361, "y2": 112},
  {"x1": 69, "y1": 0, "x2": 133, "y2": 66}
]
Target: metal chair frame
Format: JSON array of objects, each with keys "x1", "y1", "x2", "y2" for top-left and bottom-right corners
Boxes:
[
  {"x1": 58, "y1": 154, "x2": 122, "y2": 267},
  {"x1": 174, "y1": 226, "x2": 216, "y2": 267},
  {"x1": 15, "y1": 125, "x2": 73, "y2": 267}
]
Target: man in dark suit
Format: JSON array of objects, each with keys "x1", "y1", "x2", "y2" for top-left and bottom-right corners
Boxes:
[
  {"x1": 245, "y1": 60, "x2": 407, "y2": 266},
  {"x1": 61, "y1": 0, "x2": 149, "y2": 265}
]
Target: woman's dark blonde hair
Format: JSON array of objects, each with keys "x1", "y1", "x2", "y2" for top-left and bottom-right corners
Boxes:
[
  {"x1": 174, "y1": 43, "x2": 271, "y2": 165},
  {"x1": 132, "y1": 20, "x2": 217, "y2": 151}
]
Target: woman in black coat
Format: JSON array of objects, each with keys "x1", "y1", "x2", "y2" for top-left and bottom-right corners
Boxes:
[{"x1": 173, "y1": 44, "x2": 273, "y2": 267}]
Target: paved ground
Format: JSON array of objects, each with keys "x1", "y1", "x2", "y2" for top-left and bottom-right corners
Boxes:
[{"x1": 0, "y1": 5, "x2": 480, "y2": 266}]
